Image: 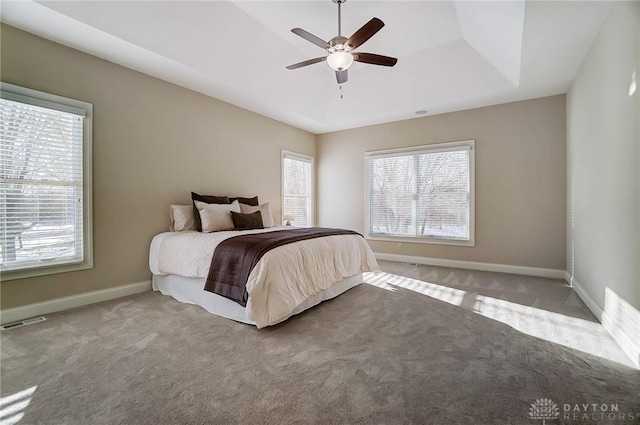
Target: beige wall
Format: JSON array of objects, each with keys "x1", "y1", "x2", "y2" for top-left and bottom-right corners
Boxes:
[
  {"x1": 567, "y1": 1, "x2": 639, "y2": 312},
  {"x1": 0, "y1": 21, "x2": 577, "y2": 309},
  {"x1": 317, "y1": 95, "x2": 567, "y2": 270},
  {"x1": 0, "y1": 24, "x2": 316, "y2": 309}
]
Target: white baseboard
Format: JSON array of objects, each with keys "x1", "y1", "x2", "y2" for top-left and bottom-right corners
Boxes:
[
  {"x1": 374, "y1": 252, "x2": 566, "y2": 279},
  {"x1": 562, "y1": 275, "x2": 639, "y2": 369},
  {"x1": 569, "y1": 276, "x2": 604, "y2": 321},
  {"x1": 602, "y1": 287, "x2": 640, "y2": 369},
  {"x1": 0, "y1": 280, "x2": 152, "y2": 325}
]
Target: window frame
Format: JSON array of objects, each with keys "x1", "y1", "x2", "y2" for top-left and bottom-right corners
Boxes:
[
  {"x1": 364, "y1": 140, "x2": 475, "y2": 246},
  {"x1": 281, "y1": 150, "x2": 314, "y2": 227},
  {"x1": 0, "y1": 82, "x2": 93, "y2": 280}
]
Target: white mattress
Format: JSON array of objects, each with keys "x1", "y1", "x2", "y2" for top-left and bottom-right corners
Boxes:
[
  {"x1": 149, "y1": 227, "x2": 380, "y2": 328},
  {"x1": 152, "y1": 273, "x2": 364, "y2": 326}
]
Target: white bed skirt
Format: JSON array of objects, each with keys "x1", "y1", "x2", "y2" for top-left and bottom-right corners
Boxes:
[{"x1": 152, "y1": 273, "x2": 363, "y2": 327}]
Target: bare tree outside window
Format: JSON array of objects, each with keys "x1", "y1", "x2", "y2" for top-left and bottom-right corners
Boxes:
[
  {"x1": 366, "y1": 142, "x2": 473, "y2": 243},
  {"x1": 282, "y1": 152, "x2": 313, "y2": 227},
  {"x1": 417, "y1": 151, "x2": 469, "y2": 239},
  {"x1": 1, "y1": 97, "x2": 84, "y2": 272},
  {"x1": 370, "y1": 155, "x2": 414, "y2": 235}
]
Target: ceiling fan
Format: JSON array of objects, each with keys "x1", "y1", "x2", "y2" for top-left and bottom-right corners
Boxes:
[{"x1": 286, "y1": 0, "x2": 398, "y2": 84}]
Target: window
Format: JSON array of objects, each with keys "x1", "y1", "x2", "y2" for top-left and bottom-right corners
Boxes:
[
  {"x1": 282, "y1": 151, "x2": 314, "y2": 227},
  {"x1": 365, "y1": 140, "x2": 474, "y2": 245},
  {"x1": 0, "y1": 83, "x2": 93, "y2": 279}
]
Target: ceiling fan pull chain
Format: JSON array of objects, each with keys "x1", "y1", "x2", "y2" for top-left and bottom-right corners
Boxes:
[{"x1": 339, "y1": 84, "x2": 344, "y2": 99}]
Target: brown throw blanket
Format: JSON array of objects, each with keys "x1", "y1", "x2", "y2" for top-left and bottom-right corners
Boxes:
[{"x1": 204, "y1": 227, "x2": 360, "y2": 307}]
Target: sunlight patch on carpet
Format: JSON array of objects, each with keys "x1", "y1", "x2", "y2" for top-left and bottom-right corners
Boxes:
[
  {"x1": 0, "y1": 385, "x2": 37, "y2": 425},
  {"x1": 473, "y1": 296, "x2": 632, "y2": 366},
  {"x1": 364, "y1": 272, "x2": 466, "y2": 306},
  {"x1": 364, "y1": 271, "x2": 633, "y2": 367}
]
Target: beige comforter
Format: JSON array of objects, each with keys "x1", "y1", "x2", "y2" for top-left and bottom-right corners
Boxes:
[{"x1": 149, "y1": 227, "x2": 379, "y2": 327}]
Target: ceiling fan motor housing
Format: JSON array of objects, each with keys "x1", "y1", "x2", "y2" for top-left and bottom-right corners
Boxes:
[{"x1": 329, "y1": 36, "x2": 349, "y2": 51}]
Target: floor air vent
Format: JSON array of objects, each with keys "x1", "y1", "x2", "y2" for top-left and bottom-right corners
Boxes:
[{"x1": 1, "y1": 316, "x2": 46, "y2": 330}]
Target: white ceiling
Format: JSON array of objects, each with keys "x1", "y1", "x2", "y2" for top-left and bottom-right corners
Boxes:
[{"x1": 1, "y1": 1, "x2": 613, "y2": 134}]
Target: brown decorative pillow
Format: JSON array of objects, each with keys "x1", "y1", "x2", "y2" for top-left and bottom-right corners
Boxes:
[
  {"x1": 229, "y1": 196, "x2": 259, "y2": 206},
  {"x1": 191, "y1": 192, "x2": 230, "y2": 231},
  {"x1": 231, "y1": 211, "x2": 264, "y2": 230},
  {"x1": 239, "y1": 202, "x2": 275, "y2": 228}
]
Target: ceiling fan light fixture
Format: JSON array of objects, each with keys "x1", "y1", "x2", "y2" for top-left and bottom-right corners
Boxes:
[{"x1": 327, "y1": 51, "x2": 354, "y2": 71}]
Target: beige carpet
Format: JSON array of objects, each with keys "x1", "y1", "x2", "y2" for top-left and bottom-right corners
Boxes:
[{"x1": 2, "y1": 262, "x2": 639, "y2": 424}]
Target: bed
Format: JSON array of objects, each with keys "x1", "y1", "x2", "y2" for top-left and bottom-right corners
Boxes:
[{"x1": 149, "y1": 226, "x2": 379, "y2": 328}]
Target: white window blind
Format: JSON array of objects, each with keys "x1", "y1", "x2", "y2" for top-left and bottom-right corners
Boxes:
[
  {"x1": 365, "y1": 140, "x2": 474, "y2": 245},
  {"x1": 282, "y1": 151, "x2": 313, "y2": 227},
  {"x1": 1, "y1": 84, "x2": 92, "y2": 277}
]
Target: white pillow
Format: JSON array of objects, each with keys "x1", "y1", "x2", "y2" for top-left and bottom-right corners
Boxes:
[
  {"x1": 169, "y1": 205, "x2": 196, "y2": 232},
  {"x1": 240, "y1": 202, "x2": 275, "y2": 228},
  {"x1": 195, "y1": 200, "x2": 240, "y2": 232}
]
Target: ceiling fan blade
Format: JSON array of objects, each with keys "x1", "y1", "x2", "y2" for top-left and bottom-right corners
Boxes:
[
  {"x1": 291, "y1": 28, "x2": 331, "y2": 50},
  {"x1": 354, "y1": 53, "x2": 398, "y2": 67},
  {"x1": 345, "y1": 18, "x2": 384, "y2": 50},
  {"x1": 336, "y1": 69, "x2": 348, "y2": 84},
  {"x1": 286, "y1": 57, "x2": 326, "y2": 70}
]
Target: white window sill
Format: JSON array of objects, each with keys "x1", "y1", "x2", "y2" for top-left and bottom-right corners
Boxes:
[
  {"x1": 1, "y1": 261, "x2": 93, "y2": 281},
  {"x1": 365, "y1": 234, "x2": 475, "y2": 247}
]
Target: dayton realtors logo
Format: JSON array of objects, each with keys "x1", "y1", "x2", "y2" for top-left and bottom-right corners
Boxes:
[
  {"x1": 563, "y1": 403, "x2": 637, "y2": 422},
  {"x1": 529, "y1": 399, "x2": 560, "y2": 424},
  {"x1": 529, "y1": 398, "x2": 638, "y2": 423}
]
